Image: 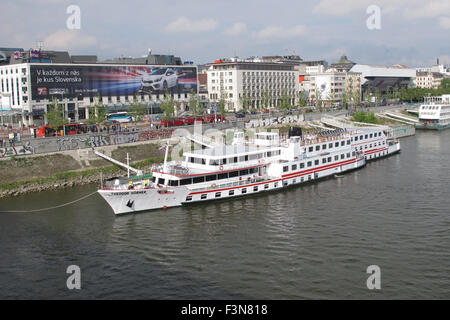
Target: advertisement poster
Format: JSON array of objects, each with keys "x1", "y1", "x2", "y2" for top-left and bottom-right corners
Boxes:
[{"x1": 30, "y1": 64, "x2": 198, "y2": 100}]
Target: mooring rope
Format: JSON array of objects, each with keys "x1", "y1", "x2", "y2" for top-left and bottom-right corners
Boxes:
[{"x1": 0, "y1": 191, "x2": 99, "y2": 213}]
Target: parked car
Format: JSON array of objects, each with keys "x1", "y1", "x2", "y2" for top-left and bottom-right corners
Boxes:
[{"x1": 235, "y1": 112, "x2": 245, "y2": 118}]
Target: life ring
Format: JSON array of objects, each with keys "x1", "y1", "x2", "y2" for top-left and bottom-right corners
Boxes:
[
  {"x1": 211, "y1": 183, "x2": 217, "y2": 188},
  {"x1": 219, "y1": 165, "x2": 224, "y2": 171}
]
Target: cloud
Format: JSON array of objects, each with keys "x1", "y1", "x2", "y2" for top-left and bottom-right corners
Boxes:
[
  {"x1": 224, "y1": 23, "x2": 247, "y2": 36},
  {"x1": 166, "y1": 17, "x2": 218, "y2": 33},
  {"x1": 257, "y1": 25, "x2": 306, "y2": 39},
  {"x1": 43, "y1": 29, "x2": 97, "y2": 50},
  {"x1": 439, "y1": 17, "x2": 450, "y2": 29}
]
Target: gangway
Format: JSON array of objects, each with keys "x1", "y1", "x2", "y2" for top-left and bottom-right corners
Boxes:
[{"x1": 94, "y1": 149, "x2": 143, "y2": 177}]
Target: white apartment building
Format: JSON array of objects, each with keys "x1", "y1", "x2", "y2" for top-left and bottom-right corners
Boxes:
[
  {"x1": 415, "y1": 71, "x2": 445, "y2": 89},
  {"x1": 207, "y1": 60, "x2": 299, "y2": 112}
]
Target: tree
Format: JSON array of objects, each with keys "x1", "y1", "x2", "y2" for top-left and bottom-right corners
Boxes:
[
  {"x1": 188, "y1": 88, "x2": 202, "y2": 116},
  {"x1": 46, "y1": 98, "x2": 68, "y2": 127},
  {"x1": 87, "y1": 95, "x2": 107, "y2": 125},
  {"x1": 375, "y1": 89, "x2": 382, "y2": 107},
  {"x1": 240, "y1": 91, "x2": 251, "y2": 113},
  {"x1": 352, "y1": 89, "x2": 361, "y2": 108},
  {"x1": 217, "y1": 91, "x2": 227, "y2": 115},
  {"x1": 160, "y1": 90, "x2": 175, "y2": 120},
  {"x1": 130, "y1": 97, "x2": 147, "y2": 123},
  {"x1": 298, "y1": 90, "x2": 308, "y2": 108},
  {"x1": 279, "y1": 90, "x2": 292, "y2": 115},
  {"x1": 261, "y1": 90, "x2": 271, "y2": 111},
  {"x1": 341, "y1": 90, "x2": 349, "y2": 109}
]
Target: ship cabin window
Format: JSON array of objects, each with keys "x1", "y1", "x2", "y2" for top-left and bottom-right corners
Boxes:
[
  {"x1": 206, "y1": 175, "x2": 217, "y2": 182},
  {"x1": 335, "y1": 155, "x2": 339, "y2": 161},
  {"x1": 355, "y1": 136, "x2": 359, "y2": 141},
  {"x1": 215, "y1": 192, "x2": 221, "y2": 198},
  {"x1": 300, "y1": 163, "x2": 305, "y2": 169},
  {"x1": 218, "y1": 173, "x2": 228, "y2": 180},
  {"x1": 370, "y1": 133, "x2": 373, "y2": 138},
  {"x1": 254, "y1": 186, "x2": 258, "y2": 192},
  {"x1": 193, "y1": 177, "x2": 205, "y2": 184},
  {"x1": 347, "y1": 140, "x2": 351, "y2": 145},
  {"x1": 292, "y1": 164, "x2": 297, "y2": 171},
  {"x1": 283, "y1": 166, "x2": 289, "y2": 172},
  {"x1": 374, "y1": 132, "x2": 378, "y2": 137},
  {"x1": 309, "y1": 147, "x2": 314, "y2": 152},
  {"x1": 327, "y1": 157, "x2": 332, "y2": 162},
  {"x1": 180, "y1": 178, "x2": 192, "y2": 185},
  {"x1": 307, "y1": 161, "x2": 312, "y2": 167},
  {"x1": 341, "y1": 141, "x2": 345, "y2": 146},
  {"x1": 352, "y1": 151, "x2": 356, "y2": 156},
  {"x1": 370, "y1": 144, "x2": 372, "y2": 148},
  {"x1": 245, "y1": 155, "x2": 249, "y2": 161},
  {"x1": 250, "y1": 168, "x2": 258, "y2": 174},
  {"x1": 190, "y1": 157, "x2": 194, "y2": 163},
  {"x1": 365, "y1": 134, "x2": 368, "y2": 139},
  {"x1": 152, "y1": 177, "x2": 156, "y2": 183},
  {"x1": 201, "y1": 194, "x2": 207, "y2": 199},
  {"x1": 169, "y1": 180, "x2": 179, "y2": 187},
  {"x1": 229, "y1": 171, "x2": 239, "y2": 178},
  {"x1": 315, "y1": 160, "x2": 319, "y2": 165},
  {"x1": 221, "y1": 158, "x2": 227, "y2": 165},
  {"x1": 242, "y1": 188, "x2": 247, "y2": 194},
  {"x1": 322, "y1": 158, "x2": 327, "y2": 164},
  {"x1": 329, "y1": 143, "x2": 333, "y2": 148},
  {"x1": 210, "y1": 159, "x2": 219, "y2": 166},
  {"x1": 240, "y1": 169, "x2": 249, "y2": 176},
  {"x1": 202, "y1": 158, "x2": 206, "y2": 165},
  {"x1": 365, "y1": 145, "x2": 368, "y2": 149},
  {"x1": 265, "y1": 184, "x2": 269, "y2": 189},
  {"x1": 316, "y1": 146, "x2": 320, "y2": 151},
  {"x1": 322, "y1": 144, "x2": 327, "y2": 150},
  {"x1": 234, "y1": 157, "x2": 238, "y2": 163},
  {"x1": 360, "y1": 135, "x2": 363, "y2": 140},
  {"x1": 335, "y1": 142, "x2": 339, "y2": 148},
  {"x1": 341, "y1": 154, "x2": 345, "y2": 160},
  {"x1": 186, "y1": 196, "x2": 192, "y2": 201},
  {"x1": 229, "y1": 190, "x2": 235, "y2": 196},
  {"x1": 158, "y1": 178, "x2": 165, "y2": 185},
  {"x1": 347, "y1": 153, "x2": 351, "y2": 158}
]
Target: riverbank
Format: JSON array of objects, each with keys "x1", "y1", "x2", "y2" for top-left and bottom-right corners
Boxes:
[{"x1": 0, "y1": 142, "x2": 165, "y2": 199}]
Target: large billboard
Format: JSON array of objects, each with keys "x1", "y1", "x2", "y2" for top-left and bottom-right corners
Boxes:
[
  {"x1": 315, "y1": 75, "x2": 332, "y2": 100},
  {"x1": 30, "y1": 64, "x2": 198, "y2": 100}
]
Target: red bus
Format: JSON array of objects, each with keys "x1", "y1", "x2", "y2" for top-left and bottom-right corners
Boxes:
[{"x1": 37, "y1": 123, "x2": 88, "y2": 138}]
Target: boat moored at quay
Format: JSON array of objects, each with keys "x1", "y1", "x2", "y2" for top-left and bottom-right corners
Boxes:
[
  {"x1": 415, "y1": 95, "x2": 450, "y2": 130},
  {"x1": 98, "y1": 127, "x2": 400, "y2": 215}
]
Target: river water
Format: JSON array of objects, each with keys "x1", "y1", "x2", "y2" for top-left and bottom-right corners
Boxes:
[{"x1": 1, "y1": 130, "x2": 449, "y2": 299}]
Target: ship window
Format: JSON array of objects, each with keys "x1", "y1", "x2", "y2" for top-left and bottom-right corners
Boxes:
[
  {"x1": 283, "y1": 166, "x2": 289, "y2": 172},
  {"x1": 229, "y1": 190, "x2": 235, "y2": 196},
  {"x1": 341, "y1": 154, "x2": 345, "y2": 159},
  {"x1": 307, "y1": 161, "x2": 312, "y2": 167},
  {"x1": 347, "y1": 140, "x2": 351, "y2": 145},
  {"x1": 335, "y1": 142, "x2": 339, "y2": 148},
  {"x1": 355, "y1": 136, "x2": 359, "y2": 141},
  {"x1": 201, "y1": 194, "x2": 207, "y2": 199},
  {"x1": 322, "y1": 158, "x2": 327, "y2": 164},
  {"x1": 274, "y1": 182, "x2": 278, "y2": 188},
  {"x1": 158, "y1": 178, "x2": 165, "y2": 185},
  {"x1": 335, "y1": 155, "x2": 339, "y2": 161},
  {"x1": 352, "y1": 151, "x2": 356, "y2": 156},
  {"x1": 265, "y1": 184, "x2": 269, "y2": 189},
  {"x1": 328, "y1": 157, "x2": 332, "y2": 162},
  {"x1": 360, "y1": 135, "x2": 363, "y2": 140},
  {"x1": 215, "y1": 192, "x2": 221, "y2": 198},
  {"x1": 221, "y1": 158, "x2": 227, "y2": 165},
  {"x1": 315, "y1": 160, "x2": 319, "y2": 165},
  {"x1": 370, "y1": 133, "x2": 373, "y2": 138},
  {"x1": 329, "y1": 143, "x2": 333, "y2": 148},
  {"x1": 229, "y1": 171, "x2": 239, "y2": 178},
  {"x1": 301, "y1": 177, "x2": 304, "y2": 182},
  {"x1": 234, "y1": 157, "x2": 238, "y2": 163},
  {"x1": 242, "y1": 188, "x2": 247, "y2": 194},
  {"x1": 206, "y1": 175, "x2": 217, "y2": 182},
  {"x1": 322, "y1": 144, "x2": 327, "y2": 150},
  {"x1": 365, "y1": 145, "x2": 368, "y2": 149},
  {"x1": 186, "y1": 196, "x2": 192, "y2": 201},
  {"x1": 341, "y1": 141, "x2": 345, "y2": 146},
  {"x1": 365, "y1": 134, "x2": 368, "y2": 139},
  {"x1": 201, "y1": 158, "x2": 206, "y2": 165},
  {"x1": 169, "y1": 180, "x2": 179, "y2": 187},
  {"x1": 190, "y1": 157, "x2": 194, "y2": 163},
  {"x1": 180, "y1": 178, "x2": 192, "y2": 185},
  {"x1": 374, "y1": 133, "x2": 377, "y2": 137},
  {"x1": 292, "y1": 164, "x2": 297, "y2": 171},
  {"x1": 316, "y1": 146, "x2": 320, "y2": 151},
  {"x1": 193, "y1": 176, "x2": 205, "y2": 184},
  {"x1": 218, "y1": 173, "x2": 228, "y2": 180},
  {"x1": 152, "y1": 177, "x2": 156, "y2": 183},
  {"x1": 245, "y1": 155, "x2": 249, "y2": 161},
  {"x1": 309, "y1": 147, "x2": 313, "y2": 152},
  {"x1": 300, "y1": 163, "x2": 305, "y2": 169},
  {"x1": 347, "y1": 153, "x2": 351, "y2": 158},
  {"x1": 210, "y1": 159, "x2": 219, "y2": 166},
  {"x1": 249, "y1": 168, "x2": 258, "y2": 174},
  {"x1": 240, "y1": 169, "x2": 249, "y2": 176}
]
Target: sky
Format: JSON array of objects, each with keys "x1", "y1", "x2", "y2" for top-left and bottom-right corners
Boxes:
[{"x1": 1, "y1": 0, "x2": 449, "y2": 67}]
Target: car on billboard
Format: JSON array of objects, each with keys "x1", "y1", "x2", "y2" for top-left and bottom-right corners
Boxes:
[{"x1": 141, "y1": 68, "x2": 179, "y2": 92}]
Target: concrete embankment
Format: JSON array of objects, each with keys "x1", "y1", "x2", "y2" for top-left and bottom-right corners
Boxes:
[{"x1": 0, "y1": 140, "x2": 166, "y2": 198}]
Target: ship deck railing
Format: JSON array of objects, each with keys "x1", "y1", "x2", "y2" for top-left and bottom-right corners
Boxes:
[{"x1": 189, "y1": 176, "x2": 271, "y2": 192}]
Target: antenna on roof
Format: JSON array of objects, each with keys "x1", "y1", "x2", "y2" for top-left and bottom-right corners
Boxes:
[{"x1": 36, "y1": 41, "x2": 44, "y2": 51}]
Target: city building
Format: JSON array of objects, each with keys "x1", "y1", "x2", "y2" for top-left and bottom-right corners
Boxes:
[
  {"x1": 207, "y1": 58, "x2": 300, "y2": 112},
  {"x1": 310, "y1": 70, "x2": 361, "y2": 106},
  {"x1": 349, "y1": 64, "x2": 416, "y2": 99},
  {"x1": 0, "y1": 47, "x2": 198, "y2": 126},
  {"x1": 329, "y1": 55, "x2": 356, "y2": 73},
  {"x1": 415, "y1": 71, "x2": 444, "y2": 89}
]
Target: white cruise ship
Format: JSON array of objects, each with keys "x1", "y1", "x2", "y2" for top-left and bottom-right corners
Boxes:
[
  {"x1": 98, "y1": 128, "x2": 400, "y2": 215},
  {"x1": 416, "y1": 94, "x2": 450, "y2": 130}
]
